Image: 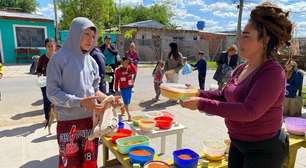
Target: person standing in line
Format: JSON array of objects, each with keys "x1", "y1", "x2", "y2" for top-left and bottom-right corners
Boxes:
[
  {"x1": 36, "y1": 38, "x2": 56, "y2": 123},
  {"x1": 100, "y1": 35, "x2": 118, "y2": 95},
  {"x1": 164, "y1": 42, "x2": 183, "y2": 83},
  {"x1": 47, "y1": 17, "x2": 108, "y2": 168},
  {"x1": 192, "y1": 51, "x2": 207, "y2": 90}
]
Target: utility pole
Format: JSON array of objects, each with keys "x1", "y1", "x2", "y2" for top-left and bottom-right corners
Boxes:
[
  {"x1": 237, "y1": 0, "x2": 244, "y2": 39},
  {"x1": 53, "y1": 0, "x2": 58, "y2": 42},
  {"x1": 236, "y1": 0, "x2": 244, "y2": 63},
  {"x1": 118, "y1": 0, "x2": 121, "y2": 31}
]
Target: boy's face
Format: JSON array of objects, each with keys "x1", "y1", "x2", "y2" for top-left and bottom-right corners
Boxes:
[
  {"x1": 122, "y1": 60, "x2": 130, "y2": 67},
  {"x1": 46, "y1": 42, "x2": 56, "y2": 54},
  {"x1": 80, "y1": 28, "x2": 96, "y2": 52}
]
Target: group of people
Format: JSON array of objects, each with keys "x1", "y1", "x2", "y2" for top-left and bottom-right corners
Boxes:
[{"x1": 26, "y1": 2, "x2": 303, "y2": 168}]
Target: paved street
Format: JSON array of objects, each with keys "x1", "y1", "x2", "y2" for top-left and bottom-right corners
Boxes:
[{"x1": 0, "y1": 64, "x2": 305, "y2": 168}]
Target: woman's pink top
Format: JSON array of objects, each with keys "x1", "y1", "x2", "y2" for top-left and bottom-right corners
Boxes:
[{"x1": 198, "y1": 60, "x2": 285, "y2": 141}]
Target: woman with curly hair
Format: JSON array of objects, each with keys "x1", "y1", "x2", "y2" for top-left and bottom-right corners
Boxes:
[{"x1": 180, "y1": 2, "x2": 292, "y2": 167}]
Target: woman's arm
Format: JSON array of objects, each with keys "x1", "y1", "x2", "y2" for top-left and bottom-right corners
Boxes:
[
  {"x1": 198, "y1": 90, "x2": 224, "y2": 101},
  {"x1": 198, "y1": 68, "x2": 285, "y2": 122}
]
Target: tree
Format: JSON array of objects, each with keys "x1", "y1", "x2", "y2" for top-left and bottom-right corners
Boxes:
[
  {"x1": 58, "y1": 0, "x2": 116, "y2": 31},
  {"x1": 0, "y1": 0, "x2": 37, "y2": 13},
  {"x1": 119, "y1": 4, "x2": 173, "y2": 27}
]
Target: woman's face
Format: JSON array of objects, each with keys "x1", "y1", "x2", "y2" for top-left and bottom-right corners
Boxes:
[{"x1": 239, "y1": 22, "x2": 265, "y2": 60}]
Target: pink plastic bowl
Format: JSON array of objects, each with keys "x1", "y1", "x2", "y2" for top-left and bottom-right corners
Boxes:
[{"x1": 284, "y1": 117, "x2": 306, "y2": 135}]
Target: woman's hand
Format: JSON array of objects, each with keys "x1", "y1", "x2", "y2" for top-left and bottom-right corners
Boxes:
[{"x1": 179, "y1": 97, "x2": 201, "y2": 110}]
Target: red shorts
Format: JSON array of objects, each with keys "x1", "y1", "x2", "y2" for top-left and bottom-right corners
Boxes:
[{"x1": 57, "y1": 117, "x2": 98, "y2": 168}]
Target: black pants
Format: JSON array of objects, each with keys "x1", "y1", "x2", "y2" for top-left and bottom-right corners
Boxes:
[
  {"x1": 41, "y1": 87, "x2": 51, "y2": 120},
  {"x1": 198, "y1": 74, "x2": 206, "y2": 90},
  {"x1": 154, "y1": 82, "x2": 161, "y2": 99},
  {"x1": 229, "y1": 129, "x2": 289, "y2": 168}
]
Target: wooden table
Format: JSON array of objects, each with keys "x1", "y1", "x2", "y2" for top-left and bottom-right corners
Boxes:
[
  {"x1": 128, "y1": 122, "x2": 186, "y2": 155},
  {"x1": 166, "y1": 153, "x2": 228, "y2": 168},
  {"x1": 101, "y1": 136, "x2": 132, "y2": 168},
  {"x1": 100, "y1": 136, "x2": 159, "y2": 168},
  {"x1": 287, "y1": 134, "x2": 306, "y2": 168}
]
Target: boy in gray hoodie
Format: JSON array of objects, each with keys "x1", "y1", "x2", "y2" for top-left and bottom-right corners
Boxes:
[{"x1": 47, "y1": 17, "x2": 106, "y2": 168}]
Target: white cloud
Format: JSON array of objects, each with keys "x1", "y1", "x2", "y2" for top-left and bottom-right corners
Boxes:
[
  {"x1": 213, "y1": 11, "x2": 237, "y2": 18},
  {"x1": 35, "y1": 3, "x2": 62, "y2": 22},
  {"x1": 201, "y1": 2, "x2": 237, "y2": 12},
  {"x1": 115, "y1": 0, "x2": 143, "y2": 7}
]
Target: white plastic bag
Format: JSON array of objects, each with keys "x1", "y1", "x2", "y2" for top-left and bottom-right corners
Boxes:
[
  {"x1": 37, "y1": 76, "x2": 47, "y2": 87},
  {"x1": 181, "y1": 63, "x2": 192, "y2": 75}
]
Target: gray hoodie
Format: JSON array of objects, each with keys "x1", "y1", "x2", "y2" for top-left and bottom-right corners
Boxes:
[{"x1": 46, "y1": 17, "x2": 100, "y2": 121}]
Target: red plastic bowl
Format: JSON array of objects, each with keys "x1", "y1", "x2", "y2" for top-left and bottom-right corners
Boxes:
[
  {"x1": 154, "y1": 116, "x2": 173, "y2": 129},
  {"x1": 111, "y1": 129, "x2": 133, "y2": 143},
  {"x1": 284, "y1": 117, "x2": 306, "y2": 135}
]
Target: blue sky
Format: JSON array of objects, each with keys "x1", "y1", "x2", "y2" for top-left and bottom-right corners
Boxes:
[{"x1": 36, "y1": 0, "x2": 306, "y2": 37}]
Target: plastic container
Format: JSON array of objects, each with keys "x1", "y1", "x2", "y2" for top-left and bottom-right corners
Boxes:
[
  {"x1": 132, "y1": 115, "x2": 148, "y2": 127},
  {"x1": 202, "y1": 139, "x2": 226, "y2": 161},
  {"x1": 128, "y1": 145, "x2": 155, "y2": 166},
  {"x1": 144, "y1": 161, "x2": 170, "y2": 168},
  {"x1": 118, "y1": 115, "x2": 124, "y2": 129},
  {"x1": 160, "y1": 83, "x2": 198, "y2": 100},
  {"x1": 111, "y1": 129, "x2": 133, "y2": 144},
  {"x1": 284, "y1": 117, "x2": 306, "y2": 135},
  {"x1": 154, "y1": 116, "x2": 173, "y2": 129},
  {"x1": 116, "y1": 135, "x2": 150, "y2": 154},
  {"x1": 138, "y1": 119, "x2": 156, "y2": 132},
  {"x1": 173, "y1": 148, "x2": 199, "y2": 168},
  {"x1": 145, "y1": 111, "x2": 174, "y2": 119}
]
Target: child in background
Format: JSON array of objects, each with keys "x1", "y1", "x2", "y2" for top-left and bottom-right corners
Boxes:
[
  {"x1": 152, "y1": 61, "x2": 165, "y2": 101},
  {"x1": 192, "y1": 51, "x2": 207, "y2": 90},
  {"x1": 0, "y1": 61, "x2": 3, "y2": 101},
  {"x1": 114, "y1": 57, "x2": 137, "y2": 121}
]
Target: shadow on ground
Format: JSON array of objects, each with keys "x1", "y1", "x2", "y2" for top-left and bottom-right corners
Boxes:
[
  {"x1": 20, "y1": 155, "x2": 58, "y2": 168},
  {"x1": 139, "y1": 99, "x2": 178, "y2": 111},
  {"x1": 0, "y1": 123, "x2": 43, "y2": 138},
  {"x1": 31, "y1": 134, "x2": 57, "y2": 143},
  {"x1": 11, "y1": 109, "x2": 42, "y2": 120},
  {"x1": 31, "y1": 99, "x2": 43, "y2": 106}
]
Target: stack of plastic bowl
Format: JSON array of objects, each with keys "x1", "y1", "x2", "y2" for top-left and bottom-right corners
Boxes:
[
  {"x1": 111, "y1": 129, "x2": 133, "y2": 144},
  {"x1": 116, "y1": 135, "x2": 150, "y2": 154},
  {"x1": 154, "y1": 116, "x2": 173, "y2": 129},
  {"x1": 138, "y1": 119, "x2": 156, "y2": 132},
  {"x1": 202, "y1": 139, "x2": 226, "y2": 161},
  {"x1": 284, "y1": 117, "x2": 306, "y2": 135},
  {"x1": 173, "y1": 148, "x2": 200, "y2": 168}
]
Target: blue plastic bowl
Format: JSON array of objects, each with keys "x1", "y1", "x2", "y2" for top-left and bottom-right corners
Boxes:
[
  {"x1": 128, "y1": 145, "x2": 155, "y2": 166},
  {"x1": 173, "y1": 148, "x2": 199, "y2": 168}
]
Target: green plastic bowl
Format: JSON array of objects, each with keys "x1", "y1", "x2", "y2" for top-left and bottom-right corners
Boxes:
[{"x1": 116, "y1": 135, "x2": 150, "y2": 154}]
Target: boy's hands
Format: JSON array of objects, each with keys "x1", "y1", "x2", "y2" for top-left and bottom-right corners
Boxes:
[{"x1": 80, "y1": 96, "x2": 105, "y2": 112}]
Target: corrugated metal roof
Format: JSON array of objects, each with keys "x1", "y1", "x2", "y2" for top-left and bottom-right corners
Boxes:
[
  {"x1": 123, "y1": 20, "x2": 164, "y2": 29},
  {"x1": 0, "y1": 10, "x2": 53, "y2": 21}
]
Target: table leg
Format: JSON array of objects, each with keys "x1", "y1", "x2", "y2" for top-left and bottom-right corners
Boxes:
[
  {"x1": 177, "y1": 131, "x2": 183, "y2": 149},
  {"x1": 103, "y1": 144, "x2": 109, "y2": 166},
  {"x1": 287, "y1": 146, "x2": 299, "y2": 168},
  {"x1": 161, "y1": 136, "x2": 166, "y2": 154}
]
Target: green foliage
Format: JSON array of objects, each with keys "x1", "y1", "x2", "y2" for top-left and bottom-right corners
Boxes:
[
  {"x1": 124, "y1": 29, "x2": 137, "y2": 40},
  {"x1": 58, "y1": 0, "x2": 116, "y2": 31},
  {"x1": 119, "y1": 4, "x2": 173, "y2": 27},
  {"x1": 58, "y1": 0, "x2": 173, "y2": 31},
  {"x1": 0, "y1": 0, "x2": 37, "y2": 13}
]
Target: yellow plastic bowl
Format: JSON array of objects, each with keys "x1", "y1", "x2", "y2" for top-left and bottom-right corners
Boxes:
[
  {"x1": 138, "y1": 119, "x2": 156, "y2": 132},
  {"x1": 160, "y1": 83, "x2": 198, "y2": 100}
]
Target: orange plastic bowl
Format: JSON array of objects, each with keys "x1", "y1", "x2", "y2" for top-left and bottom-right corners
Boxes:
[
  {"x1": 111, "y1": 129, "x2": 133, "y2": 143},
  {"x1": 154, "y1": 116, "x2": 173, "y2": 129}
]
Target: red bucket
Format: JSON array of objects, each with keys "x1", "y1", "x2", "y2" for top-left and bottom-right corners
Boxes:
[
  {"x1": 111, "y1": 129, "x2": 133, "y2": 143},
  {"x1": 154, "y1": 116, "x2": 173, "y2": 129}
]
